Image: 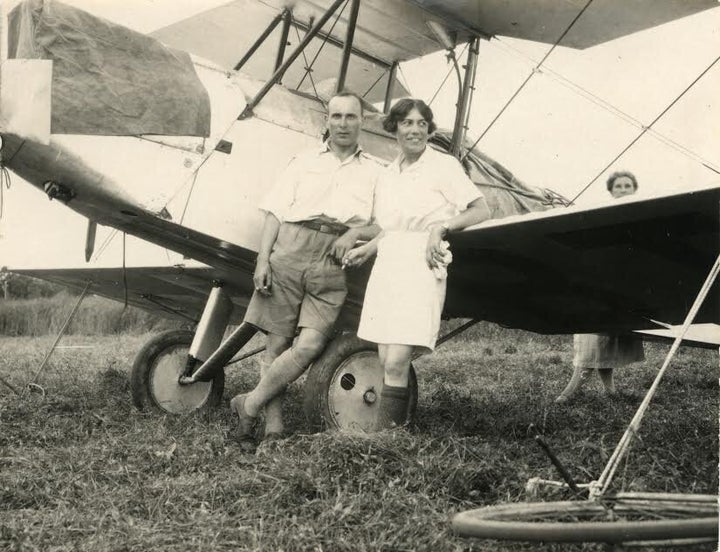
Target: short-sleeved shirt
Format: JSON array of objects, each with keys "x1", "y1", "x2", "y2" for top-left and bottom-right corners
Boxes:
[
  {"x1": 260, "y1": 141, "x2": 383, "y2": 227},
  {"x1": 373, "y1": 146, "x2": 483, "y2": 231}
]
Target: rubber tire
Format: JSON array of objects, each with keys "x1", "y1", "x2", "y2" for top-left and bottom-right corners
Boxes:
[
  {"x1": 303, "y1": 333, "x2": 418, "y2": 431},
  {"x1": 131, "y1": 329, "x2": 225, "y2": 413},
  {"x1": 452, "y1": 497, "x2": 718, "y2": 544}
]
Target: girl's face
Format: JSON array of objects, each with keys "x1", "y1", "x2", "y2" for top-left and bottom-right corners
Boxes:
[{"x1": 396, "y1": 107, "x2": 430, "y2": 157}]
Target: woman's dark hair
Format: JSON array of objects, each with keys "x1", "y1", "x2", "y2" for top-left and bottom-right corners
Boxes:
[
  {"x1": 606, "y1": 170, "x2": 638, "y2": 192},
  {"x1": 383, "y1": 98, "x2": 437, "y2": 134}
]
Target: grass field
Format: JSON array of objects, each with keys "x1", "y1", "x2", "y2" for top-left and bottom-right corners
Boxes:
[{"x1": 0, "y1": 323, "x2": 717, "y2": 551}]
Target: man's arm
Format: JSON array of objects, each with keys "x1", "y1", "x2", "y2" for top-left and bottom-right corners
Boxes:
[
  {"x1": 254, "y1": 213, "x2": 281, "y2": 296},
  {"x1": 329, "y1": 223, "x2": 381, "y2": 263}
]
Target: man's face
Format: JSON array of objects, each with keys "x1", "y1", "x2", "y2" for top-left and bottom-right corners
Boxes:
[
  {"x1": 610, "y1": 176, "x2": 636, "y2": 198},
  {"x1": 327, "y1": 96, "x2": 362, "y2": 148},
  {"x1": 396, "y1": 107, "x2": 429, "y2": 157}
]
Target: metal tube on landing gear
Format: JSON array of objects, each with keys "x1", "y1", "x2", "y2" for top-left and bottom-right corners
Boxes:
[{"x1": 181, "y1": 322, "x2": 258, "y2": 384}]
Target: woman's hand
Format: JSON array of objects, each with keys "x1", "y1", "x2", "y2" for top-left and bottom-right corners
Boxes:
[
  {"x1": 253, "y1": 257, "x2": 272, "y2": 296},
  {"x1": 426, "y1": 226, "x2": 446, "y2": 268},
  {"x1": 343, "y1": 244, "x2": 374, "y2": 268}
]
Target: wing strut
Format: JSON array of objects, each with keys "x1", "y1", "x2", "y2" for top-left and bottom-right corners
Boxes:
[
  {"x1": 336, "y1": 0, "x2": 361, "y2": 92},
  {"x1": 239, "y1": 0, "x2": 347, "y2": 118},
  {"x1": 450, "y1": 38, "x2": 480, "y2": 158},
  {"x1": 233, "y1": 7, "x2": 291, "y2": 71},
  {"x1": 383, "y1": 61, "x2": 399, "y2": 113}
]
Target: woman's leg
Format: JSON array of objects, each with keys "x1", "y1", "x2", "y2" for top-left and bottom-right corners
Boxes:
[
  {"x1": 554, "y1": 364, "x2": 594, "y2": 403},
  {"x1": 375, "y1": 344, "x2": 414, "y2": 429}
]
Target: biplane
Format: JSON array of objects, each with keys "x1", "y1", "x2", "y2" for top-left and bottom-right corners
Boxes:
[{"x1": 0, "y1": 0, "x2": 718, "y2": 435}]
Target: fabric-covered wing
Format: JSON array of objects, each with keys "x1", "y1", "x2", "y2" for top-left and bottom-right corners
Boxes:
[
  {"x1": 151, "y1": 0, "x2": 720, "y2": 86},
  {"x1": 150, "y1": 0, "x2": 413, "y2": 103},
  {"x1": 411, "y1": 0, "x2": 718, "y2": 49},
  {"x1": 445, "y1": 187, "x2": 720, "y2": 333},
  {"x1": 13, "y1": 266, "x2": 239, "y2": 324}
]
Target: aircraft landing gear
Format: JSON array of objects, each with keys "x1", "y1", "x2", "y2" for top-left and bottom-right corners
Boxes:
[
  {"x1": 130, "y1": 329, "x2": 224, "y2": 413},
  {"x1": 303, "y1": 333, "x2": 418, "y2": 432},
  {"x1": 130, "y1": 283, "x2": 255, "y2": 414}
]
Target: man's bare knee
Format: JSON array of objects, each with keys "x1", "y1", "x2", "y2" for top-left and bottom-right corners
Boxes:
[
  {"x1": 265, "y1": 333, "x2": 293, "y2": 361},
  {"x1": 292, "y1": 329, "x2": 329, "y2": 365}
]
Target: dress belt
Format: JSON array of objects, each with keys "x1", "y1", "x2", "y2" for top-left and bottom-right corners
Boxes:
[{"x1": 294, "y1": 220, "x2": 348, "y2": 236}]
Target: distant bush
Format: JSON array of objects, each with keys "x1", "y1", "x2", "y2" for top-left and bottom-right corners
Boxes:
[
  {"x1": 0, "y1": 273, "x2": 68, "y2": 299},
  {"x1": 0, "y1": 293, "x2": 187, "y2": 336}
]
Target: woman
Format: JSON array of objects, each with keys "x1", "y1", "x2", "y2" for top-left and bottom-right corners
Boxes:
[
  {"x1": 343, "y1": 98, "x2": 491, "y2": 429},
  {"x1": 554, "y1": 170, "x2": 645, "y2": 403}
]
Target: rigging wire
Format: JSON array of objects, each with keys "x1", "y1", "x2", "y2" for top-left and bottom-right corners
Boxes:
[
  {"x1": 428, "y1": 43, "x2": 469, "y2": 107},
  {"x1": 296, "y1": 0, "x2": 350, "y2": 91},
  {"x1": 292, "y1": 13, "x2": 320, "y2": 100},
  {"x1": 492, "y1": 37, "x2": 720, "y2": 175},
  {"x1": 361, "y1": 70, "x2": 386, "y2": 98},
  {"x1": 461, "y1": 0, "x2": 596, "y2": 162},
  {"x1": 569, "y1": 53, "x2": 720, "y2": 205}
]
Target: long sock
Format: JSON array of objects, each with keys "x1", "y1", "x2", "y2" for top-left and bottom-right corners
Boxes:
[
  {"x1": 244, "y1": 348, "x2": 306, "y2": 416},
  {"x1": 598, "y1": 369, "x2": 616, "y2": 394},
  {"x1": 375, "y1": 384, "x2": 409, "y2": 430},
  {"x1": 555, "y1": 366, "x2": 593, "y2": 403},
  {"x1": 260, "y1": 354, "x2": 286, "y2": 435}
]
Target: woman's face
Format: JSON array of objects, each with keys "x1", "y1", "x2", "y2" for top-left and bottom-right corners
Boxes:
[
  {"x1": 610, "y1": 176, "x2": 636, "y2": 198},
  {"x1": 396, "y1": 107, "x2": 430, "y2": 157}
]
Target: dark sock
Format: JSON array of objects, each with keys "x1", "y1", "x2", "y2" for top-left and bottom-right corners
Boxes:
[{"x1": 375, "y1": 384, "x2": 409, "y2": 430}]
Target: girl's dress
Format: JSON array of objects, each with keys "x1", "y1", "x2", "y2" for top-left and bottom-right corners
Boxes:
[{"x1": 357, "y1": 146, "x2": 482, "y2": 352}]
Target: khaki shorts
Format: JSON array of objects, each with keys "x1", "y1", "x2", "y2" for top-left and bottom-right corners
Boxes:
[{"x1": 244, "y1": 223, "x2": 348, "y2": 338}]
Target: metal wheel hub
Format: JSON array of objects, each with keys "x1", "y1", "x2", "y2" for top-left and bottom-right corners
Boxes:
[
  {"x1": 327, "y1": 351, "x2": 383, "y2": 432},
  {"x1": 150, "y1": 344, "x2": 213, "y2": 414}
]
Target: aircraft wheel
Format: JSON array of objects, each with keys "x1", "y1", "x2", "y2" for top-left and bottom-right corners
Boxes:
[
  {"x1": 130, "y1": 329, "x2": 224, "y2": 414},
  {"x1": 303, "y1": 333, "x2": 418, "y2": 432}
]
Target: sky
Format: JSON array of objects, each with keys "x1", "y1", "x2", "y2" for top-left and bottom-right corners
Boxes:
[{"x1": 1, "y1": 0, "x2": 719, "y2": 266}]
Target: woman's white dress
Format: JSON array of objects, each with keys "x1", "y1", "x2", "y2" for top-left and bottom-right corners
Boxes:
[{"x1": 357, "y1": 146, "x2": 482, "y2": 351}]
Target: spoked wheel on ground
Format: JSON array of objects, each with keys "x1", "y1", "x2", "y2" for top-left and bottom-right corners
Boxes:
[
  {"x1": 304, "y1": 333, "x2": 418, "y2": 431},
  {"x1": 452, "y1": 493, "x2": 718, "y2": 547},
  {"x1": 131, "y1": 330, "x2": 224, "y2": 414}
]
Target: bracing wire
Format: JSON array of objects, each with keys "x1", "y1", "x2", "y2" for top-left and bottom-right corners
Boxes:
[
  {"x1": 292, "y1": 13, "x2": 320, "y2": 100},
  {"x1": 428, "y1": 44, "x2": 469, "y2": 106},
  {"x1": 296, "y1": 0, "x2": 350, "y2": 91},
  {"x1": 569, "y1": 53, "x2": 720, "y2": 205},
  {"x1": 461, "y1": 0, "x2": 596, "y2": 162},
  {"x1": 493, "y1": 37, "x2": 720, "y2": 175}
]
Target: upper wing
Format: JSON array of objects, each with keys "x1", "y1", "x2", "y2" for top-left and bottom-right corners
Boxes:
[
  {"x1": 411, "y1": 0, "x2": 719, "y2": 49},
  {"x1": 150, "y1": 0, "x2": 720, "y2": 86},
  {"x1": 445, "y1": 186, "x2": 720, "y2": 333}
]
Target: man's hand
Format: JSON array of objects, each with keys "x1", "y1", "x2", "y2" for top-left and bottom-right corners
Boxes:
[
  {"x1": 426, "y1": 226, "x2": 446, "y2": 268},
  {"x1": 253, "y1": 257, "x2": 272, "y2": 296},
  {"x1": 330, "y1": 229, "x2": 358, "y2": 264},
  {"x1": 342, "y1": 244, "x2": 374, "y2": 268}
]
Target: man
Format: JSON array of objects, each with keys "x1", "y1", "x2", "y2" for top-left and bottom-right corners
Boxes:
[
  {"x1": 230, "y1": 91, "x2": 382, "y2": 442},
  {"x1": 555, "y1": 171, "x2": 645, "y2": 403}
]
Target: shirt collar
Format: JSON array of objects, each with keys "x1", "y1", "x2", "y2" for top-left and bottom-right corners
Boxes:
[
  {"x1": 319, "y1": 140, "x2": 364, "y2": 161},
  {"x1": 392, "y1": 144, "x2": 432, "y2": 172}
]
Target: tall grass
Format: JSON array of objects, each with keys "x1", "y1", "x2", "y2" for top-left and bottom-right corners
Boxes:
[
  {"x1": 0, "y1": 328, "x2": 716, "y2": 551},
  {"x1": 0, "y1": 293, "x2": 183, "y2": 336}
]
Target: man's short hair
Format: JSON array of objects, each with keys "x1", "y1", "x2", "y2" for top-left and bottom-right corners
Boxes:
[
  {"x1": 329, "y1": 90, "x2": 364, "y2": 116},
  {"x1": 606, "y1": 170, "x2": 638, "y2": 192},
  {"x1": 383, "y1": 98, "x2": 437, "y2": 134}
]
